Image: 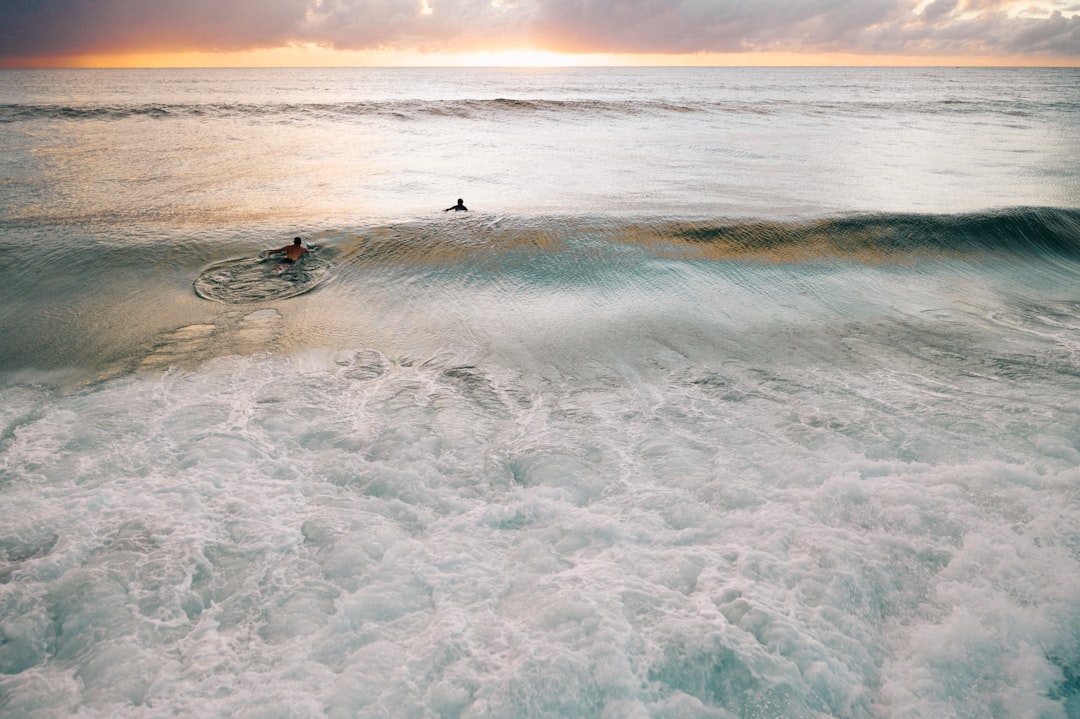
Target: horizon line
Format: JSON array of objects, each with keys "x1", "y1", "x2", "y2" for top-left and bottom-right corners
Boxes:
[
  {"x1": 4, "y1": 62, "x2": 1079, "y2": 70},
  {"x1": 3, "y1": 46, "x2": 1078, "y2": 71}
]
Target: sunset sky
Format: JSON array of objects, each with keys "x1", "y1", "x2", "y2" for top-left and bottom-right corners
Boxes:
[{"x1": 1, "y1": 0, "x2": 1078, "y2": 68}]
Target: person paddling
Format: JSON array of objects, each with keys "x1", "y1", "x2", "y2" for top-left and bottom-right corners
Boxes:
[
  {"x1": 444, "y1": 198, "x2": 468, "y2": 212},
  {"x1": 266, "y1": 237, "x2": 309, "y2": 264}
]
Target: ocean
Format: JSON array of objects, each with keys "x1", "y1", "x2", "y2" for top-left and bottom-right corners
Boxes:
[{"x1": 0, "y1": 66, "x2": 1079, "y2": 718}]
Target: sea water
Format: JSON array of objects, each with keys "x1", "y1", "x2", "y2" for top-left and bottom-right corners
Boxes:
[{"x1": 0, "y1": 67, "x2": 1079, "y2": 718}]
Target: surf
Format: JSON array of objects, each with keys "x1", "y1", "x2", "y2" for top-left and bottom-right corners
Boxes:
[{"x1": 2, "y1": 65, "x2": 1080, "y2": 717}]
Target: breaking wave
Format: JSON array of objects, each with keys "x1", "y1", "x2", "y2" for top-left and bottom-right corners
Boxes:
[{"x1": 3, "y1": 97, "x2": 1076, "y2": 124}]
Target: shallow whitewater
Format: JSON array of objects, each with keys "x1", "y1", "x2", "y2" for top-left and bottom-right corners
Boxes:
[{"x1": 3, "y1": 245, "x2": 1080, "y2": 716}]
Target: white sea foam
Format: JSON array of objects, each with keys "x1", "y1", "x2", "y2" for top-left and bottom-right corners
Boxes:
[{"x1": 1, "y1": 322, "x2": 1077, "y2": 717}]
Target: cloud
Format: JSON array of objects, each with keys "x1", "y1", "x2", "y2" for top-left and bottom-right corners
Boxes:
[
  {"x1": 0, "y1": 0, "x2": 1077, "y2": 61},
  {"x1": 519, "y1": 0, "x2": 906, "y2": 54},
  {"x1": 0, "y1": 0, "x2": 307, "y2": 56},
  {"x1": 1005, "y1": 10, "x2": 1080, "y2": 53}
]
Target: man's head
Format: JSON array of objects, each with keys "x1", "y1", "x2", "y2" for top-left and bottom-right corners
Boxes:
[{"x1": 294, "y1": 237, "x2": 302, "y2": 245}]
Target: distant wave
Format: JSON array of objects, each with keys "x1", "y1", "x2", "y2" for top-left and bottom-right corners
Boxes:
[
  {"x1": 0, "y1": 99, "x2": 708, "y2": 123},
  {"x1": 3, "y1": 98, "x2": 1074, "y2": 123}
]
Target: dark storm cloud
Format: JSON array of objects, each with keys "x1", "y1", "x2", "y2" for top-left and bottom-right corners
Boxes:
[{"x1": 0, "y1": 0, "x2": 1077, "y2": 61}]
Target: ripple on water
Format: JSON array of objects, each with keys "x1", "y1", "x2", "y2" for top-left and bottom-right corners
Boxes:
[{"x1": 193, "y1": 253, "x2": 331, "y2": 304}]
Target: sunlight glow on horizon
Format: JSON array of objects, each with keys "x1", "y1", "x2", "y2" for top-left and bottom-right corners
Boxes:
[
  {"x1": 2, "y1": 46, "x2": 594, "y2": 69},
  {"x1": 5, "y1": 43, "x2": 1079, "y2": 69}
]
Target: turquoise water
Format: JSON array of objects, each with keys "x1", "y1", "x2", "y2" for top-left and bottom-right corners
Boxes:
[{"x1": 1, "y1": 67, "x2": 1079, "y2": 718}]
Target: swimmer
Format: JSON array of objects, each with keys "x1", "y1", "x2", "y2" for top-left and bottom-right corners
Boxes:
[
  {"x1": 444, "y1": 198, "x2": 468, "y2": 212},
  {"x1": 266, "y1": 237, "x2": 309, "y2": 263}
]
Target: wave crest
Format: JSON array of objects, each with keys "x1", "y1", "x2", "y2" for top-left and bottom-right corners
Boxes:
[{"x1": 5, "y1": 97, "x2": 1071, "y2": 124}]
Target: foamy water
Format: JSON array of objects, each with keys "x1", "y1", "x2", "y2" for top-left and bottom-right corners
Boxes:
[{"x1": 1, "y1": 68, "x2": 1079, "y2": 718}]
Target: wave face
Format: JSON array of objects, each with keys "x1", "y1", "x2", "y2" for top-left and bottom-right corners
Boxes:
[
  {"x1": 663, "y1": 208, "x2": 1080, "y2": 260},
  {"x1": 1, "y1": 67, "x2": 1080, "y2": 718},
  {"x1": 2, "y1": 209, "x2": 1077, "y2": 378}
]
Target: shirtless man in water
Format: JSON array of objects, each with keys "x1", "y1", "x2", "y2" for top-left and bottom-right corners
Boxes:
[{"x1": 266, "y1": 237, "x2": 309, "y2": 264}]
